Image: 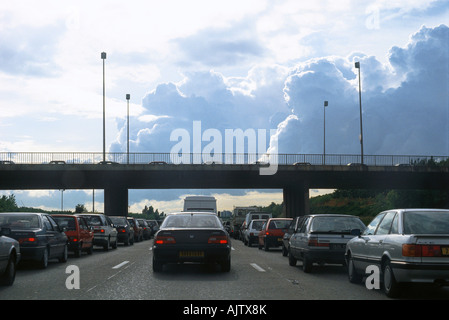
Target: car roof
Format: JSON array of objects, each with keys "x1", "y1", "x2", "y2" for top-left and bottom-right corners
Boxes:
[{"x1": 0, "y1": 212, "x2": 45, "y2": 215}]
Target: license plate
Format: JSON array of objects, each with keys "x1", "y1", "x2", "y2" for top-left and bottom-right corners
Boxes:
[
  {"x1": 179, "y1": 251, "x2": 204, "y2": 258},
  {"x1": 330, "y1": 244, "x2": 345, "y2": 250},
  {"x1": 442, "y1": 247, "x2": 449, "y2": 256}
]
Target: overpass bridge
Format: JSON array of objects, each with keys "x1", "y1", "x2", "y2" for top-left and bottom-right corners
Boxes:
[{"x1": 1, "y1": 152, "x2": 448, "y2": 217}]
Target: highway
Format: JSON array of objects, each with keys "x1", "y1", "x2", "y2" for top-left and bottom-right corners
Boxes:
[{"x1": 1, "y1": 238, "x2": 449, "y2": 302}]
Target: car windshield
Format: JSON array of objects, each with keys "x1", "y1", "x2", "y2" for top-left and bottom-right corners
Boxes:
[
  {"x1": 0, "y1": 214, "x2": 40, "y2": 229},
  {"x1": 310, "y1": 216, "x2": 365, "y2": 233},
  {"x1": 53, "y1": 216, "x2": 76, "y2": 231},
  {"x1": 162, "y1": 214, "x2": 221, "y2": 229},
  {"x1": 403, "y1": 211, "x2": 449, "y2": 234}
]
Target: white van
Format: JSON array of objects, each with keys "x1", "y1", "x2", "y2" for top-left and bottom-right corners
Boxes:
[
  {"x1": 244, "y1": 212, "x2": 272, "y2": 226},
  {"x1": 183, "y1": 196, "x2": 217, "y2": 213}
]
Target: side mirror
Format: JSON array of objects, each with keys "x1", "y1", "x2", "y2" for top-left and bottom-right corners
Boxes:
[{"x1": 350, "y1": 229, "x2": 361, "y2": 236}]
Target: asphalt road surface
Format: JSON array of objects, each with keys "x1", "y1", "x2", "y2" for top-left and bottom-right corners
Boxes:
[{"x1": 2, "y1": 238, "x2": 449, "y2": 301}]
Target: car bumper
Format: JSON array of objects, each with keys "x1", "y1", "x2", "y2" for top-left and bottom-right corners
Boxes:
[
  {"x1": 153, "y1": 245, "x2": 231, "y2": 264},
  {"x1": 305, "y1": 248, "x2": 346, "y2": 265},
  {"x1": 93, "y1": 234, "x2": 110, "y2": 246},
  {"x1": 265, "y1": 236, "x2": 283, "y2": 248},
  {"x1": 392, "y1": 261, "x2": 449, "y2": 284},
  {"x1": 19, "y1": 246, "x2": 46, "y2": 261}
]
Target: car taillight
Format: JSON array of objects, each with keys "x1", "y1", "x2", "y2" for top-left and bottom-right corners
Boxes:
[
  {"x1": 155, "y1": 235, "x2": 176, "y2": 244},
  {"x1": 19, "y1": 237, "x2": 37, "y2": 244},
  {"x1": 208, "y1": 235, "x2": 228, "y2": 244},
  {"x1": 403, "y1": 244, "x2": 442, "y2": 257},
  {"x1": 308, "y1": 239, "x2": 329, "y2": 247}
]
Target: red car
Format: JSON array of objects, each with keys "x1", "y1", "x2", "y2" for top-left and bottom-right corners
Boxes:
[
  {"x1": 53, "y1": 214, "x2": 94, "y2": 257},
  {"x1": 258, "y1": 218, "x2": 293, "y2": 251}
]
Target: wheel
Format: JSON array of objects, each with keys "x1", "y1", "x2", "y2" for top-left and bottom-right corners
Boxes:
[
  {"x1": 112, "y1": 238, "x2": 118, "y2": 249},
  {"x1": 103, "y1": 238, "x2": 110, "y2": 251},
  {"x1": 59, "y1": 244, "x2": 68, "y2": 263},
  {"x1": 0, "y1": 253, "x2": 16, "y2": 286},
  {"x1": 302, "y1": 254, "x2": 312, "y2": 273},
  {"x1": 264, "y1": 239, "x2": 269, "y2": 251},
  {"x1": 282, "y1": 244, "x2": 288, "y2": 256},
  {"x1": 152, "y1": 256, "x2": 163, "y2": 273},
  {"x1": 124, "y1": 235, "x2": 130, "y2": 246},
  {"x1": 288, "y1": 250, "x2": 297, "y2": 266},
  {"x1": 221, "y1": 257, "x2": 231, "y2": 272},
  {"x1": 39, "y1": 248, "x2": 49, "y2": 269},
  {"x1": 86, "y1": 243, "x2": 93, "y2": 255},
  {"x1": 347, "y1": 254, "x2": 363, "y2": 283},
  {"x1": 383, "y1": 260, "x2": 401, "y2": 298},
  {"x1": 74, "y1": 243, "x2": 81, "y2": 258}
]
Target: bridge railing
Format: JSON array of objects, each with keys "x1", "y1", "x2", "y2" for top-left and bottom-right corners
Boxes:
[{"x1": 0, "y1": 152, "x2": 447, "y2": 166}]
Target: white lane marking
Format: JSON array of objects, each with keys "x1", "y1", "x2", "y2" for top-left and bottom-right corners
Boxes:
[
  {"x1": 112, "y1": 261, "x2": 129, "y2": 269},
  {"x1": 250, "y1": 263, "x2": 266, "y2": 272}
]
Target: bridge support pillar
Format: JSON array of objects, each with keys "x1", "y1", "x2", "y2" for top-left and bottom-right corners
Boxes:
[
  {"x1": 104, "y1": 187, "x2": 128, "y2": 216},
  {"x1": 283, "y1": 185, "x2": 309, "y2": 218}
]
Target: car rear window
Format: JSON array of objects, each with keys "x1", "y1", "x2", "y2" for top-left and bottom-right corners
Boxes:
[
  {"x1": 403, "y1": 211, "x2": 449, "y2": 234},
  {"x1": 53, "y1": 216, "x2": 76, "y2": 231},
  {"x1": 251, "y1": 221, "x2": 265, "y2": 230},
  {"x1": 0, "y1": 214, "x2": 41, "y2": 229},
  {"x1": 162, "y1": 214, "x2": 221, "y2": 228},
  {"x1": 310, "y1": 216, "x2": 365, "y2": 233},
  {"x1": 268, "y1": 220, "x2": 291, "y2": 229}
]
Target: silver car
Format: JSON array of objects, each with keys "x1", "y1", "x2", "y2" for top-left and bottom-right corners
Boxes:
[
  {"x1": 288, "y1": 214, "x2": 365, "y2": 273},
  {"x1": 346, "y1": 209, "x2": 449, "y2": 298},
  {"x1": 243, "y1": 219, "x2": 266, "y2": 247},
  {"x1": 0, "y1": 227, "x2": 20, "y2": 286}
]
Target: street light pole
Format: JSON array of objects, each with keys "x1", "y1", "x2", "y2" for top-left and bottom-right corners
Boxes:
[
  {"x1": 101, "y1": 52, "x2": 107, "y2": 163},
  {"x1": 355, "y1": 61, "x2": 364, "y2": 164},
  {"x1": 323, "y1": 100, "x2": 328, "y2": 165},
  {"x1": 126, "y1": 94, "x2": 130, "y2": 164}
]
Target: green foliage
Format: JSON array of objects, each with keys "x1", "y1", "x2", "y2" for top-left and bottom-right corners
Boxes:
[{"x1": 0, "y1": 194, "x2": 18, "y2": 212}]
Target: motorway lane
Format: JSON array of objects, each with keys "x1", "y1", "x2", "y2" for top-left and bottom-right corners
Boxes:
[{"x1": 1, "y1": 238, "x2": 449, "y2": 300}]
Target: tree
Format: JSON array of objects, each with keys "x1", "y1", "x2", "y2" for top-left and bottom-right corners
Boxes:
[
  {"x1": 0, "y1": 194, "x2": 18, "y2": 212},
  {"x1": 75, "y1": 204, "x2": 88, "y2": 213}
]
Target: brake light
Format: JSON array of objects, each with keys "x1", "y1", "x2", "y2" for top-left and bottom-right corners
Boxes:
[
  {"x1": 155, "y1": 236, "x2": 176, "y2": 244},
  {"x1": 308, "y1": 239, "x2": 329, "y2": 247},
  {"x1": 19, "y1": 237, "x2": 36, "y2": 244},
  {"x1": 208, "y1": 236, "x2": 228, "y2": 244},
  {"x1": 403, "y1": 244, "x2": 442, "y2": 257}
]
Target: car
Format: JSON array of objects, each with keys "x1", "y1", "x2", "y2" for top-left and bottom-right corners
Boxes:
[
  {"x1": 242, "y1": 219, "x2": 265, "y2": 247},
  {"x1": 146, "y1": 220, "x2": 160, "y2": 236},
  {"x1": 0, "y1": 212, "x2": 68, "y2": 268},
  {"x1": 282, "y1": 216, "x2": 305, "y2": 256},
  {"x1": 345, "y1": 208, "x2": 449, "y2": 298},
  {"x1": 76, "y1": 213, "x2": 118, "y2": 251},
  {"x1": 127, "y1": 217, "x2": 143, "y2": 242},
  {"x1": 152, "y1": 212, "x2": 231, "y2": 272},
  {"x1": 258, "y1": 218, "x2": 293, "y2": 251},
  {"x1": 110, "y1": 216, "x2": 134, "y2": 246},
  {"x1": 288, "y1": 214, "x2": 365, "y2": 273},
  {"x1": 0, "y1": 227, "x2": 20, "y2": 286},
  {"x1": 137, "y1": 219, "x2": 152, "y2": 240},
  {"x1": 52, "y1": 214, "x2": 94, "y2": 257}
]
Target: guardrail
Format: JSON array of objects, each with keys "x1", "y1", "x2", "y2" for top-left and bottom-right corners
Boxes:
[{"x1": 0, "y1": 152, "x2": 447, "y2": 166}]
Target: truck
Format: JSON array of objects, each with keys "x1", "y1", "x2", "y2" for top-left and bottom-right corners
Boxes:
[
  {"x1": 183, "y1": 196, "x2": 217, "y2": 213},
  {"x1": 231, "y1": 206, "x2": 259, "y2": 239},
  {"x1": 244, "y1": 211, "x2": 272, "y2": 227}
]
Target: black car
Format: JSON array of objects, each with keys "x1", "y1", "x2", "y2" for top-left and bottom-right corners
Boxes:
[
  {"x1": 152, "y1": 212, "x2": 231, "y2": 272},
  {"x1": 0, "y1": 212, "x2": 68, "y2": 268},
  {"x1": 137, "y1": 219, "x2": 152, "y2": 240},
  {"x1": 110, "y1": 216, "x2": 134, "y2": 246}
]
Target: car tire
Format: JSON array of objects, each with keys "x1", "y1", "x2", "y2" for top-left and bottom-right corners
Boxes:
[
  {"x1": 347, "y1": 254, "x2": 363, "y2": 284},
  {"x1": 264, "y1": 239, "x2": 269, "y2": 251},
  {"x1": 382, "y1": 260, "x2": 401, "y2": 298},
  {"x1": 39, "y1": 247, "x2": 49, "y2": 269},
  {"x1": 302, "y1": 255, "x2": 312, "y2": 273},
  {"x1": 282, "y1": 244, "x2": 288, "y2": 256},
  {"x1": 59, "y1": 244, "x2": 68, "y2": 263},
  {"x1": 221, "y1": 257, "x2": 231, "y2": 272},
  {"x1": 0, "y1": 253, "x2": 16, "y2": 286},
  {"x1": 288, "y1": 250, "x2": 297, "y2": 266},
  {"x1": 152, "y1": 256, "x2": 163, "y2": 273},
  {"x1": 74, "y1": 244, "x2": 82, "y2": 258},
  {"x1": 86, "y1": 244, "x2": 93, "y2": 255},
  {"x1": 103, "y1": 238, "x2": 110, "y2": 251},
  {"x1": 112, "y1": 238, "x2": 118, "y2": 249}
]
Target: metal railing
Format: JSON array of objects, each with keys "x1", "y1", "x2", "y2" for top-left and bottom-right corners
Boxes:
[{"x1": 0, "y1": 152, "x2": 447, "y2": 166}]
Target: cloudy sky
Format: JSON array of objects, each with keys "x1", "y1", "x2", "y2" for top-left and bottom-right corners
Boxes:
[{"x1": 0, "y1": 0, "x2": 448, "y2": 213}]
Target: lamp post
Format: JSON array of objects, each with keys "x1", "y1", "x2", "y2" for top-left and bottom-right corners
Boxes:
[
  {"x1": 355, "y1": 61, "x2": 364, "y2": 164},
  {"x1": 126, "y1": 94, "x2": 130, "y2": 164},
  {"x1": 323, "y1": 100, "x2": 328, "y2": 165},
  {"x1": 101, "y1": 52, "x2": 107, "y2": 163}
]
